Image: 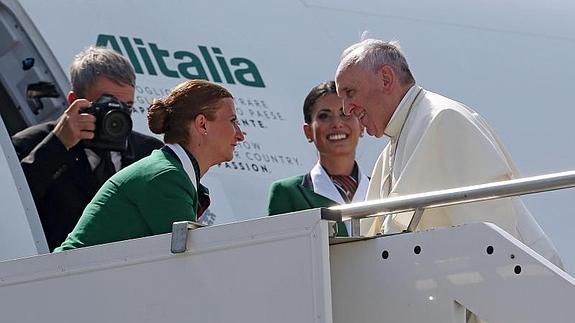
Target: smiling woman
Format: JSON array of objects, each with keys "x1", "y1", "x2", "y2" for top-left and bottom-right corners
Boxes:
[
  {"x1": 55, "y1": 80, "x2": 244, "y2": 251},
  {"x1": 267, "y1": 81, "x2": 370, "y2": 236}
]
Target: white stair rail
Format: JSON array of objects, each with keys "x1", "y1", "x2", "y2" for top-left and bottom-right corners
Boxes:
[{"x1": 321, "y1": 170, "x2": 575, "y2": 236}]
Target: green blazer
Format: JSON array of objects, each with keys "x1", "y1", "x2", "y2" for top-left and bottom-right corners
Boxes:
[
  {"x1": 55, "y1": 148, "x2": 198, "y2": 251},
  {"x1": 267, "y1": 174, "x2": 348, "y2": 236}
]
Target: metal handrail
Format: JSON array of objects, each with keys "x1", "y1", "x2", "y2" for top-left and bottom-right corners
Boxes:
[{"x1": 321, "y1": 170, "x2": 575, "y2": 235}]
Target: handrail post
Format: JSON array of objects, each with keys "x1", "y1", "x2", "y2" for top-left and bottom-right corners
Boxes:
[
  {"x1": 406, "y1": 208, "x2": 425, "y2": 232},
  {"x1": 350, "y1": 218, "x2": 361, "y2": 237}
]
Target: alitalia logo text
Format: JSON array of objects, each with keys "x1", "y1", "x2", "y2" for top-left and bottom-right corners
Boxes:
[{"x1": 96, "y1": 34, "x2": 265, "y2": 88}]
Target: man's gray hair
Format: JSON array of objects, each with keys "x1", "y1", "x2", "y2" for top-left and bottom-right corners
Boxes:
[
  {"x1": 338, "y1": 39, "x2": 415, "y2": 85},
  {"x1": 69, "y1": 46, "x2": 136, "y2": 97}
]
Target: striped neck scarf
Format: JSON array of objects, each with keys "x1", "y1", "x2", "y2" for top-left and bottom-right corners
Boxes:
[{"x1": 327, "y1": 163, "x2": 359, "y2": 203}]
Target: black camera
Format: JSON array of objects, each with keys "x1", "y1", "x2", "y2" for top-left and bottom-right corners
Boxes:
[{"x1": 81, "y1": 95, "x2": 133, "y2": 151}]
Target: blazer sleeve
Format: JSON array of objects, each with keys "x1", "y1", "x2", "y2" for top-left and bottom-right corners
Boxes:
[
  {"x1": 12, "y1": 126, "x2": 77, "y2": 203},
  {"x1": 137, "y1": 168, "x2": 198, "y2": 234},
  {"x1": 267, "y1": 180, "x2": 296, "y2": 216}
]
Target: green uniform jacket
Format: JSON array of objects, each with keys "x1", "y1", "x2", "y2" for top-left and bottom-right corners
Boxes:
[
  {"x1": 55, "y1": 148, "x2": 198, "y2": 251},
  {"x1": 267, "y1": 174, "x2": 348, "y2": 236}
]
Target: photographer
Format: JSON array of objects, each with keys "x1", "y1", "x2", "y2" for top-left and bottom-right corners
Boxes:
[{"x1": 12, "y1": 47, "x2": 163, "y2": 251}]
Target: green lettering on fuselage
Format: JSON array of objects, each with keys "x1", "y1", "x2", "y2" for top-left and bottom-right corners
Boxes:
[{"x1": 95, "y1": 34, "x2": 266, "y2": 88}]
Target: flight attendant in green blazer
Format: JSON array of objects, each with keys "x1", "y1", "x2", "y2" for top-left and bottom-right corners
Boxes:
[
  {"x1": 267, "y1": 81, "x2": 369, "y2": 236},
  {"x1": 56, "y1": 80, "x2": 244, "y2": 251}
]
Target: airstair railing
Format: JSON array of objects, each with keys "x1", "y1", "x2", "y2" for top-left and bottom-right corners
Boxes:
[{"x1": 321, "y1": 170, "x2": 575, "y2": 237}]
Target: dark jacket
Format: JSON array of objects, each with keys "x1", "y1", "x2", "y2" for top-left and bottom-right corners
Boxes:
[{"x1": 12, "y1": 121, "x2": 163, "y2": 250}]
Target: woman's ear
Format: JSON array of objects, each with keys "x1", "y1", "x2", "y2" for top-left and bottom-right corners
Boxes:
[
  {"x1": 194, "y1": 114, "x2": 208, "y2": 136},
  {"x1": 303, "y1": 123, "x2": 314, "y2": 143}
]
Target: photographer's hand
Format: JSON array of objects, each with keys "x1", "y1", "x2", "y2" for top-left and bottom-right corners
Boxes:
[{"x1": 53, "y1": 99, "x2": 97, "y2": 150}]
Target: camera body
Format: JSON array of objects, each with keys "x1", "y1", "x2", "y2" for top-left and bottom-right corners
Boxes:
[{"x1": 81, "y1": 95, "x2": 133, "y2": 151}]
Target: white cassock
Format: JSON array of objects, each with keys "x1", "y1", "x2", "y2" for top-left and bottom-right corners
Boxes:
[{"x1": 364, "y1": 85, "x2": 563, "y2": 268}]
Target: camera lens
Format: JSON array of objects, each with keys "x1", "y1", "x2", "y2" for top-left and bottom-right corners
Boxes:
[{"x1": 102, "y1": 110, "x2": 133, "y2": 139}]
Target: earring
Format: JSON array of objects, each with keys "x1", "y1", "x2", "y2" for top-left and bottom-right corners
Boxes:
[
  {"x1": 307, "y1": 139, "x2": 313, "y2": 143},
  {"x1": 203, "y1": 132, "x2": 208, "y2": 136}
]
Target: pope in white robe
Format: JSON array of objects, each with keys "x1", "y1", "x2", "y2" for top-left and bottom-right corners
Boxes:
[
  {"x1": 335, "y1": 39, "x2": 563, "y2": 269},
  {"x1": 366, "y1": 85, "x2": 563, "y2": 268}
]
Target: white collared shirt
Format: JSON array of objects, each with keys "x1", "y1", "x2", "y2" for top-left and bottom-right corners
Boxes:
[
  {"x1": 309, "y1": 161, "x2": 370, "y2": 234},
  {"x1": 85, "y1": 149, "x2": 122, "y2": 172},
  {"x1": 164, "y1": 143, "x2": 198, "y2": 190}
]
